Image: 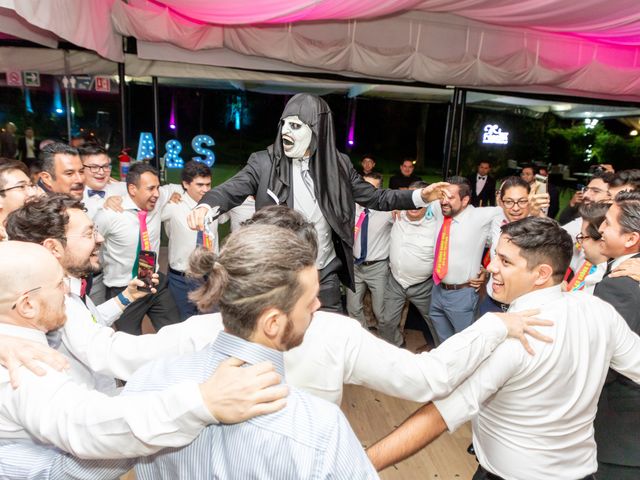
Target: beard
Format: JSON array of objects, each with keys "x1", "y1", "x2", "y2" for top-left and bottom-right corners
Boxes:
[
  {"x1": 63, "y1": 251, "x2": 101, "y2": 278},
  {"x1": 281, "y1": 316, "x2": 306, "y2": 351}
]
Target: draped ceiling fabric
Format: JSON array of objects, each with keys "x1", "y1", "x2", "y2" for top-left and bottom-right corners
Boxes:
[{"x1": 4, "y1": 0, "x2": 640, "y2": 100}]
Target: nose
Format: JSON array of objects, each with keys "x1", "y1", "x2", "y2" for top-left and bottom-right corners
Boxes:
[{"x1": 487, "y1": 256, "x2": 499, "y2": 274}]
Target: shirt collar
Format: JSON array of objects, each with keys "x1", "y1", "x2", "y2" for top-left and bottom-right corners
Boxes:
[
  {"x1": 68, "y1": 276, "x2": 82, "y2": 296},
  {"x1": 611, "y1": 253, "x2": 639, "y2": 270},
  {"x1": 451, "y1": 204, "x2": 473, "y2": 224},
  {"x1": 0, "y1": 323, "x2": 48, "y2": 345},
  {"x1": 210, "y1": 331, "x2": 286, "y2": 379},
  {"x1": 508, "y1": 284, "x2": 563, "y2": 312},
  {"x1": 122, "y1": 194, "x2": 141, "y2": 211}
]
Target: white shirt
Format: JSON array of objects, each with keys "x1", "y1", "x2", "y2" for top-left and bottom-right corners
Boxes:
[
  {"x1": 352, "y1": 205, "x2": 392, "y2": 261},
  {"x1": 432, "y1": 202, "x2": 502, "y2": 284},
  {"x1": 582, "y1": 261, "x2": 606, "y2": 294},
  {"x1": 291, "y1": 157, "x2": 336, "y2": 270},
  {"x1": 389, "y1": 209, "x2": 437, "y2": 288},
  {"x1": 562, "y1": 217, "x2": 585, "y2": 273},
  {"x1": 476, "y1": 174, "x2": 487, "y2": 196},
  {"x1": 60, "y1": 310, "x2": 508, "y2": 406},
  {"x1": 162, "y1": 192, "x2": 219, "y2": 272},
  {"x1": 94, "y1": 185, "x2": 180, "y2": 287},
  {"x1": 218, "y1": 196, "x2": 255, "y2": 232},
  {"x1": 0, "y1": 323, "x2": 215, "y2": 459},
  {"x1": 82, "y1": 182, "x2": 127, "y2": 220},
  {"x1": 25, "y1": 136, "x2": 35, "y2": 158},
  {"x1": 434, "y1": 286, "x2": 640, "y2": 480}
]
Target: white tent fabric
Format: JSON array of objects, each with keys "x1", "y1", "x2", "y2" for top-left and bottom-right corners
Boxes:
[{"x1": 2, "y1": 0, "x2": 640, "y2": 100}]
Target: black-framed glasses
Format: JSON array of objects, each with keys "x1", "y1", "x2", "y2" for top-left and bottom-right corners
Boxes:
[
  {"x1": 0, "y1": 182, "x2": 37, "y2": 194},
  {"x1": 502, "y1": 198, "x2": 529, "y2": 208},
  {"x1": 11, "y1": 286, "x2": 42, "y2": 310},
  {"x1": 65, "y1": 226, "x2": 101, "y2": 241},
  {"x1": 82, "y1": 163, "x2": 112, "y2": 174},
  {"x1": 576, "y1": 233, "x2": 600, "y2": 244}
]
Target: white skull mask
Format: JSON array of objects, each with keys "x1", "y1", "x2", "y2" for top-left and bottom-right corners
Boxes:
[{"x1": 281, "y1": 115, "x2": 313, "y2": 159}]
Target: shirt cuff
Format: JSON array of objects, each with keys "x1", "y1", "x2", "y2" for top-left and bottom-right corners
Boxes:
[
  {"x1": 174, "y1": 382, "x2": 219, "y2": 425},
  {"x1": 434, "y1": 390, "x2": 470, "y2": 433},
  {"x1": 412, "y1": 188, "x2": 428, "y2": 208}
]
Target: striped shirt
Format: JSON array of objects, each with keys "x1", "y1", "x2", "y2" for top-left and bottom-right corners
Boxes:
[
  {"x1": 0, "y1": 440, "x2": 133, "y2": 480},
  {"x1": 125, "y1": 331, "x2": 378, "y2": 480}
]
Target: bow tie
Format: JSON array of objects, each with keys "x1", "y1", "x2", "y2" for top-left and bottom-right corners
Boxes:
[
  {"x1": 478, "y1": 176, "x2": 487, "y2": 181},
  {"x1": 87, "y1": 189, "x2": 106, "y2": 198}
]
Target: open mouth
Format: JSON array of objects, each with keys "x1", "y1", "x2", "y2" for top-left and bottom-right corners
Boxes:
[{"x1": 282, "y1": 136, "x2": 294, "y2": 148}]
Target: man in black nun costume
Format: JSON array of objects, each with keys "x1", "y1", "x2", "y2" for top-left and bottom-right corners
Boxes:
[{"x1": 189, "y1": 94, "x2": 447, "y2": 311}]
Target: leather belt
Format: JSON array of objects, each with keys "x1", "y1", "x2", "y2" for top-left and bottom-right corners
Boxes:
[
  {"x1": 358, "y1": 258, "x2": 388, "y2": 267},
  {"x1": 168, "y1": 267, "x2": 186, "y2": 277},
  {"x1": 477, "y1": 465, "x2": 595, "y2": 480},
  {"x1": 440, "y1": 282, "x2": 472, "y2": 290}
]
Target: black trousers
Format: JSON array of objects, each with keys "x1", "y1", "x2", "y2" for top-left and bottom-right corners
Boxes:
[
  {"x1": 473, "y1": 465, "x2": 596, "y2": 480},
  {"x1": 318, "y1": 257, "x2": 344, "y2": 313},
  {"x1": 106, "y1": 272, "x2": 181, "y2": 335}
]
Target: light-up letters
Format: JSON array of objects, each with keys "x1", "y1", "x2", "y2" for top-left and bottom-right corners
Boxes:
[
  {"x1": 137, "y1": 132, "x2": 155, "y2": 161},
  {"x1": 164, "y1": 139, "x2": 184, "y2": 168},
  {"x1": 482, "y1": 124, "x2": 509, "y2": 145},
  {"x1": 191, "y1": 135, "x2": 216, "y2": 167}
]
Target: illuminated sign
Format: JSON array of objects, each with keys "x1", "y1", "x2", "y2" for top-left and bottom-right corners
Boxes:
[
  {"x1": 135, "y1": 133, "x2": 217, "y2": 169},
  {"x1": 482, "y1": 124, "x2": 509, "y2": 145}
]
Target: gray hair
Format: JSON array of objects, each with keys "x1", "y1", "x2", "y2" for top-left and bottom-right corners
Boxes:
[
  {"x1": 188, "y1": 224, "x2": 316, "y2": 339},
  {"x1": 614, "y1": 190, "x2": 640, "y2": 234}
]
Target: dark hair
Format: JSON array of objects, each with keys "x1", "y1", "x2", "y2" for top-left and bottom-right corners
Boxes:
[
  {"x1": 181, "y1": 160, "x2": 211, "y2": 185},
  {"x1": 0, "y1": 160, "x2": 30, "y2": 195},
  {"x1": 611, "y1": 169, "x2": 640, "y2": 191},
  {"x1": 188, "y1": 225, "x2": 316, "y2": 339},
  {"x1": 409, "y1": 180, "x2": 428, "y2": 189},
  {"x1": 579, "y1": 202, "x2": 610, "y2": 241},
  {"x1": 78, "y1": 144, "x2": 108, "y2": 158},
  {"x1": 478, "y1": 159, "x2": 492, "y2": 166},
  {"x1": 39, "y1": 142, "x2": 79, "y2": 179},
  {"x1": 592, "y1": 170, "x2": 615, "y2": 185},
  {"x1": 401, "y1": 157, "x2": 415, "y2": 165},
  {"x1": 500, "y1": 217, "x2": 572, "y2": 282},
  {"x1": 499, "y1": 176, "x2": 530, "y2": 198},
  {"x1": 445, "y1": 175, "x2": 471, "y2": 200},
  {"x1": 5, "y1": 194, "x2": 85, "y2": 246},
  {"x1": 363, "y1": 171, "x2": 383, "y2": 183},
  {"x1": 126, "y1": 162, "x2": 158, "y2": 187},
  {"x1": 241, "y1": 205, "x2": 318, "y2": 258},
  {"x1": 520, "y1": 164, "x2": 535, "y2": 173},
  {"x1": 361, "y1": 155, "x2": 375, "y2": 163},
  {"x1": 613, "y1": 190, "x2": 640, "y2": 235}
]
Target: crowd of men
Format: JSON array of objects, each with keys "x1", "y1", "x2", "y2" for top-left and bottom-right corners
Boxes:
[{"x1": 0, "y1": 94, "x2": 639, "y2": 479}]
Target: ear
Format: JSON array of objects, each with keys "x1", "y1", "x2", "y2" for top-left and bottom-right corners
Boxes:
[
  {"x1": 39, "y1": 171, "x2": 54, "y2": 189},
  {"x1": 14, "y1": 295, "x2": 38, "y2": 320},
  {"x1": 258, "y1": 307, "x2": 286, "y2": 340},
  {"x1": 624, "y1": 231, "x2": 640, "y2": 250},
  {"x1": 42, "y1": 238, "x2": 64, "y2": 259},
  {"x1": 462, "y1": 195, "x2": 470, "y2": 208},
  {"x1": 534, "y1": 263, "x2": 554, "y2": 286},
  {"x1": 181, "y1": 181, "x2": 189, "y2": 191}
]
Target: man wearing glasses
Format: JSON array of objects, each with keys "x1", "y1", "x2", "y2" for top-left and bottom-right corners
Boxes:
[
  {"x1": 5, "y1": 194, "x2": 152, "y2": 393},
  {"x1": 0, "y1": 160, "x2": 42, "y2": 241},
  {"x1": 79, "y1": 144, "x2": 126, "y2": 220}
]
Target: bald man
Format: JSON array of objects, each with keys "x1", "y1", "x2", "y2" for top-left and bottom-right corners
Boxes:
[{"x1": 0, "y1": 241, "x2": 286, "y2": 477}]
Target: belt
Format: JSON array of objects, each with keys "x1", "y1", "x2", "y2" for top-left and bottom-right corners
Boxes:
[
  {"x1": 477, "y1": 465, "x2": 595, "y2": 480},
  {"x1": 169, "y1": 267, "x2": 186, "y2": 277},
  {"x1": 440, "y1": 282, "x2": 472, "y2": 290},
  {"x1": 357, "y1": 258, "x2": 388, "y2": 267}
]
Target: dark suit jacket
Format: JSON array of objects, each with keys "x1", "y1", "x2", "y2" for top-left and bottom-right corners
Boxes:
[
  {"x1": 17, "y1": 136, "x2": 39, "y2": 161},
  {"x1": 200, "y1": 149, "x2": 416, "y2": 289},
  {"x1": 467, "y1": 174, "x2": 496, "y2": 207},
  {"x1": 593, "y1": 253, "x2": 640, "y2": 466}
]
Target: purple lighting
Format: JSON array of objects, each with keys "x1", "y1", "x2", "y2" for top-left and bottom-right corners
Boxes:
[
  {"x1": 169, "y1": 95, "x2": 177, "y2": 132},
  {"x1": 346, "y1": 98, "x2": 357, "y2": 149},
  {"x1": 169, "y1": 123, "x2": 176, "y2": 130}
]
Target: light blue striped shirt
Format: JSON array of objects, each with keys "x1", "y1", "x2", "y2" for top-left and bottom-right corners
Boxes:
[
  {"x1": 124, "y1": 331, "x2": 379, "y2": 479},
  {"x1": 0, "y1": 440, "x2": 133, "y2": 480}
]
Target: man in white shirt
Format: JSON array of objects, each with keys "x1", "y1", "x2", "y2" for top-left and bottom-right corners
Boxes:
[
  {"x1": 5, "y1": 194, "x2": 154, "y2": 393},
  {"x1": 346, "y1": 172, "x2": 393, "y2": 329},
  {"x1": 162, "y1": 160, "x2": 217, "y2": 320},
  {"x1": 367, "y1": 216, "x2": 640, "y2": 480},
  {"x1": 0, "y1": 241, "x2": 288, "y2": 467},
  {"x1": 37, "y1": 142, "x2": 85, "y2": 200},
  {"x1": 593, "y1": 191, "x2": 640, "y2": 479},
  {"x1": 218, "y1": 196, "x2": 256, "y2": 232},
  {"x1": 0, "y1": 160, "x2": 41, "y2": 241},
  {"x1": 568, "y1": 203, "x2": 609, "y2": 294},
  {"x1": 79, "y1": 144, "x2": 127, "y2": 306},
  {"x1": 380, "y1": 180, "x2": 438, "y2": 347},
  {"x1": 429, "y1": 176, "x2": 502, "y2": 343},
  {"x1": 94, "y1": 163, "x2": 180, "y2": 334}
]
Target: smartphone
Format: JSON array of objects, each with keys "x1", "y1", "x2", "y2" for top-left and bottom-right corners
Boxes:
[
  {"x1": 137, "y1": 250, "x2": 157, "y2": 292},
  {"x1": 534, "y1": 174, "x2": 548, "y2": 195}
]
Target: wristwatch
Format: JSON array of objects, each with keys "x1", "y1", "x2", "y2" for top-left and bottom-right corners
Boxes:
[{"x1": 117, "y1": 291, "x2": 132, "y2": 306}]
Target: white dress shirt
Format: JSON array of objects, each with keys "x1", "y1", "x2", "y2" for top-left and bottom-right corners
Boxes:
[
  {"x1": 82, "y1": 182, "x2": 127, "y2": 220},
  {"x1": 431, "y1": 202, "x2": 502, "y2": 284},
  {"x1": 94, "y1": 185, "x2": 180, "y2": 287},
  {"x1": 434, "y1": 286, "x2": 640, "y2": 480},
  {"x1": 389, "y1": 209, "x2": 438, "y2": 288},
  {"x1": 0, "y1": 323, "x2": 215, "y2": 459},
  {"x1": 352, "y1": 205, "x2": 392, "y2": 261},
  {"x1": 218, "y1": 196, "x2": 255, "y2": 232},
  {"x1": 162, "y1": 192, "x2": 219, "y2": 272},
  {"x1": 476, "y1": 174, "x2": 487, "y2": 196},
  {"x1": 59, "y1": 309, "x2": 507, "y2": 406}
]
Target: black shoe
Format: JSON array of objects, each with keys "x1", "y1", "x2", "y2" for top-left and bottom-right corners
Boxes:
[{"x1": 467, "y1": 443, "x2": 475, "y2": 455}]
